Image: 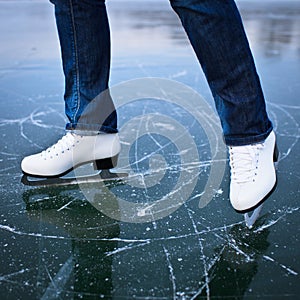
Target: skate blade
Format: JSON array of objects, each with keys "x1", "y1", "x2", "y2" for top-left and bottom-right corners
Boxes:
[
  {"x1": 244, "y1": 204, "x2": 263, "y2": 229},
  {"x1": 21, "y1": 169, "x2": 128, "y2": 187}
]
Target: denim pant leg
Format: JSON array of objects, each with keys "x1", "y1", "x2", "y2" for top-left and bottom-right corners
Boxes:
[
  {"x1": 170, "y1": 0, "x2": 273, "y2": 146},
  {"x1": 49, "y1": 0, "x2": 117, "y2": 133}
]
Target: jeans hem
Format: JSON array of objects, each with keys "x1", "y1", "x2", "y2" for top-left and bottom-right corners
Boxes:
[
  {"x1": 66, "y1": 123, "x2": 118, "y2": 134},
  {"x1": 224, "y1": 126, "x2": 273, "y2": 146}
]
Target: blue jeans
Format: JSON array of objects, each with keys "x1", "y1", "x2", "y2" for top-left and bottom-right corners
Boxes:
[{"x1": 50, "y1": 0, "x2": 273, "y2": 146}]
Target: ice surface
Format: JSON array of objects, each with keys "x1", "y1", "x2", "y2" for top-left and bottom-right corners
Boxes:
[{"x1": 0, "y1": 1, "x2": 299, "y2": 299}]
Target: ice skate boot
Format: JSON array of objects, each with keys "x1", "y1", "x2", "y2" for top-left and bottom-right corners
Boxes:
[
  {"x1": 228, "y1": 131, "x2": 279, "y2": 227},
  {"x1": 21, "y1": 132, "x2": 121, "y2": 178}
]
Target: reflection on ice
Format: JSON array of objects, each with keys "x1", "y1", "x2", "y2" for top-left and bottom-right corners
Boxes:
[{"x1": 2, "y1": 192, "x2": 298, "y2": 298}]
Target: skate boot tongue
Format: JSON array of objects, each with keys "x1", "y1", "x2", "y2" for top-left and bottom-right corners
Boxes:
[
  {"x1": 229, "y1": 143, "x2": 263, "y2": 184},
  {"x1": 41, "y1": 132, "x2": 77, "y2": 159}
]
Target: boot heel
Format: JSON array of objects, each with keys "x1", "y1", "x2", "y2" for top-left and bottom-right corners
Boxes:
[
  {"x1": 93, "y1": 155, "x2": 119, "y2": 170},
  {"x1": 273, "y1": 143, "x2": 279, "y2": 162}
]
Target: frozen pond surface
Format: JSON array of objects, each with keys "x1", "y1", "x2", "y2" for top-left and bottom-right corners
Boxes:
[{"x1": 0, "y1": 0, "x2": 299, "y2": 299}]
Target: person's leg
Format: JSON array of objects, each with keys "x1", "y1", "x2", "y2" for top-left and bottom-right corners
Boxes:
[
  {"x1": 21, "y1": 0, "x2": 120, "y2": 177},
  {"x1": 170, "y1": 0, "x2": 272, "y2": 146},
  {"x1": 51, "y1": 0, "x2": 117, "y2": 133},
  {"x1": 170, "y1": 0, "x2": 277, "y2": 212}
]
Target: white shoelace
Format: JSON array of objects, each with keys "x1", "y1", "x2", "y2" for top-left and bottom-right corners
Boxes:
[
  {"x1": 229, "y1": 143, "x2": 264, "y2": 183},
  {"x1": 41, "y1": 132, "x2": 78, "y2": 159}
]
